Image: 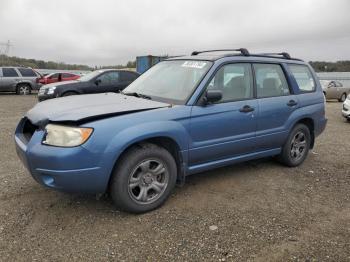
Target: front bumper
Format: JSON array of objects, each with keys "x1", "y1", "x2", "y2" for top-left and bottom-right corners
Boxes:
[
  {"x1": 342, "y1": 100, "x2": 350, "y2": 119},
  {"x1": 37, "y1": 94, "x2": 55, "y2": 102},
  {"x1": 14, "y1": 118, "x2": 111, "y2": 193}
]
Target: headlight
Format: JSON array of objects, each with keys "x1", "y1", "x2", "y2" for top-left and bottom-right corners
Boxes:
[
  {"x1": 43, "y1": 124, "x2": 93, "y2": 147},
  {"x1": 47, "y1": 86, "x2": 56, "y2": 94}
]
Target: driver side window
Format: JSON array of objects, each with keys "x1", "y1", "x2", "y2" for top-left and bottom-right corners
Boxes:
[
  {"x1": 208, "y1": 63, "x2": 253, "y2": 103},
  {"x1": 97, "y1": 72, "x2": 120, "y2": 85}
]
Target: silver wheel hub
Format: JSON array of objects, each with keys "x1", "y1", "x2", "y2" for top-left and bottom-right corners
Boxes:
[
  {"x1": 290, "y1": 131, "x2": 307, "y2": 161},
  {"x1": 128, "y1": 159, "x2": 169, "y2": 204}
]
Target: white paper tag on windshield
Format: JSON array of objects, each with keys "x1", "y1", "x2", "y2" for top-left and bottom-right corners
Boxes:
[{"x1": 182, "y1": 61, "x2": 207, "y2": 69}]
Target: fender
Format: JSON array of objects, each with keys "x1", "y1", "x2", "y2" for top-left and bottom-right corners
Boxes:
[{"x1": 105, "y1": 120, "x2": 189, "y2": 156}]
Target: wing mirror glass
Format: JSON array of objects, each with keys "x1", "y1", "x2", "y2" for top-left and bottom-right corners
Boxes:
[{"x1": 201, "y1": 89, "x2": 222, "y2": 105}]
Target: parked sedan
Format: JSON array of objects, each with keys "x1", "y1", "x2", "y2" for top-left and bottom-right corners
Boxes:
[
  {"x1": 321, "y1": 80, "x2": 350, "y2": 102},
  {"x1": 38, "y1": 69, "x2": 139, "y2": 101},
  {"x1": 38, "y1": 72, "x2": 80, "y2": 85},
  {"x1": 342, "y1": 94, "x2": 350, "y2": 121}
]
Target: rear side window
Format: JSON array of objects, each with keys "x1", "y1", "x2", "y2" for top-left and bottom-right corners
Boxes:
[
  {"x1": 62, "y1": 73, "x2": 73, "y2": 78},
  {"x1": 18, "y1": 68, "x2": 37, "y2": 77},
  {"x1": 254, "y1": 64, "x2": 290, "y2": 98},
  {"x1": 2, "y1": 68, "x2": 19, "y2": 77},
  {"x1": 121, "y1": 71, "x2": 138, "y2": 81},
  {"x1": 289, "y1": 64, "x2": 315, "y2": 92}
]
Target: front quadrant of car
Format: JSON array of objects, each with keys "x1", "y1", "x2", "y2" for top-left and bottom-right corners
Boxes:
[
  {"x1": 342, "y1": 95, "x2": 350, "y2": 120},
  {"x1": 14, "y1": 117, "x2": 112, "y2": 193}
]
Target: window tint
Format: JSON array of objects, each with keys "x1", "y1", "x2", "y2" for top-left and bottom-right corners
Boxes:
[
  {"x1": 17, "y1": 68, "x2": 37, "y2": 77},
  {"x1": 62, "y1": 73, "x2": 73, "y2": 78},
  {"x1": 335, "y1": 81, "x2": 343, "y2": 87},
  {"x1": 254, "y1": 64, "x2": 290, "y2": 98},
  {"x1": 208, "y1": 63, "x2": 253, "y2": 103},
  {"x1": 289, "y1": 64, "x2": 315, "y2": 92},
  {"x1": 49, "y1": 73, "x2": 59, "y2": 79},
  {"x1": 97, "y1": 71, "x2": 119, "y2": 84},
  {"x1": 2, "y1": 68, "x2": 19, "y2": 77},
  {"x1": 121, "y1": 71, "x2": 138, "y2": 81}
]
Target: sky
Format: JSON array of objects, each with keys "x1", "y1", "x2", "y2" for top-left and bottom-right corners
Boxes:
[{"x1": 0, "y1": 0, "x2": 349, "y2": 66}]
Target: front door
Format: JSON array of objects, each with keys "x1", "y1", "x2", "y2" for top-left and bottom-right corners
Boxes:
[{"x1": 189, "y1": 63, "x2": 257, "y2": 167}]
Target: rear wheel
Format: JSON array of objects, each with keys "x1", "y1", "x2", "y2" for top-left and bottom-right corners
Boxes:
[
  {"x1": 16, "y1": 84, "x2": 31, "y2": 95},
  {"x1": 339, "y1": 93, "x2": 347, "y2": 102},
  {"x1": 278, "y1": 124, "x2": 311, "y2": 167},
  {"x1": 110, "y1": 143, "x2": 177, "y2": 213}
]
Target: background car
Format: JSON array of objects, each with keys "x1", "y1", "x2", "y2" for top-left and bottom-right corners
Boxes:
[
  {"x1": 0, "y1": 67, "x2": 41, "y2": 95},
  {"x1": 38, "y1": 69, "x2": 140, "y2": 101},
  {"x1": 342, "y1": 94, "x2": 350, "y2": 121},
  {"x1": 321, "y1": 80, "x2": 350, "y2": 102},
  {"x1": 38, "y1": 72, "x2": 80, "y2": 85}
]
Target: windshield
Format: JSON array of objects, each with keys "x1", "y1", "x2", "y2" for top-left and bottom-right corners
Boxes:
[
  {"x1": 78, "y1": 70, "x2": 102, "y2": 82},
  {"x1": 123, "y1": 60, "x2": 212, "y2": 104}
]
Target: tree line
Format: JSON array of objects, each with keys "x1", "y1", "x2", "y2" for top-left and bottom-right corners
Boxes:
[
  {"x1": 309, "y1": 61, "x2": 350, "y2": 72},
  {"x1": 1, "y1": 54, "x2": 350, "y2": 72},
  {"x1": 0, "y1": 55, "x2": 136, "y2": 71}
]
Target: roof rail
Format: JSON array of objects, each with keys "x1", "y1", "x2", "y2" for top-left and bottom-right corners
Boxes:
[
  {"x1": 191, "y1": 48, "x2": 250, "y2": 56},
  {"x1": 257, "y1": 52, "x2": 292, "y2": 59}
]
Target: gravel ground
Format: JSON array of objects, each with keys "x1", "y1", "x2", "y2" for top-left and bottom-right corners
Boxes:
[{"x1": 0, "y1": 95, "x2": 349, "y2": 261}]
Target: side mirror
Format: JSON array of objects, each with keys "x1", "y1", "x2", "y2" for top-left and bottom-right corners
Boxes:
[
  {"x1": 201, "y1": 89, "x2": 222, "y2": 105},
  {"x1": 95, "y1": 79, "x2": 102, "y2": 85}
]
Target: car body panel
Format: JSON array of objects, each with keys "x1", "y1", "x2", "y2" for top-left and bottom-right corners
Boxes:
[
  {"x1": 321, "y1": 80, "x2": 350, "y2": 100},
  {"x1": 0, "y1": 67, "x2": 40, "y2": 92},
  {"x1": 342, "y1": 95, "x2": 350, "y2": 119},
  {"x1": 37, "y1": 69, "x2": 139, "y2": 101},
  {"x1": 15, "y1": 54, "x2": 327, "y2": 194}
]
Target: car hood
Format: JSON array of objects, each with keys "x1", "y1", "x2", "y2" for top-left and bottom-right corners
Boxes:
[{"x1": 26, "y1": 93, "x2": 170, "y2": 127}]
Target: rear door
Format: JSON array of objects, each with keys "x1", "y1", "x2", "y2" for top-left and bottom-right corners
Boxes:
[
  {"x1": 189, "y1": 63, "x2": 257, "y2": 167},
  {"x1": 254, "y1": 63, "x2": 298, "y2": 150},
  {"x1": 0, "y1": 67, "x2": 19, "y2": 91}
]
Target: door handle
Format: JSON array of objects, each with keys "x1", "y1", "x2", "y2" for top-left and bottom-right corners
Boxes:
[
  {"x1": 239, "y1": 105, "x2": 255, "y2": 113},
  {"x1": 287, "y1": 100, "x2": 298, "y2": 107}
]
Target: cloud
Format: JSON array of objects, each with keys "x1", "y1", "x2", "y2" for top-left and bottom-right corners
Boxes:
[{"x1": 0, "y1": 0, "x2": 349, "y2": 66}]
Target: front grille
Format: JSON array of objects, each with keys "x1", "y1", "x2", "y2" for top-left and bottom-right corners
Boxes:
[{"x1": 22, "y1": 119, "x2": 38, "y2": 143}]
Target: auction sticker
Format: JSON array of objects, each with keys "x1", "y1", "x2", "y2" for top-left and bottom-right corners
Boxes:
[{"x1": 182, "y1": 61, "x2": 207, "y2": 69}]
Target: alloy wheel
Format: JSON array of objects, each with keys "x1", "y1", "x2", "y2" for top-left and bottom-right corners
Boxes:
[
  {"x1": 290, "y1": 131, "x2": 307, "y2": 161},
  {"x1": 128, "y1": 159, "x2": 169, "y2": 205}
]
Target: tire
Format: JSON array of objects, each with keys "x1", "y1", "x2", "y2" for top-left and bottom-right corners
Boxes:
[
  {"x1": 62, "y1": 91, "x2": 78, "y2": 97},
  {"x1": 110, "y1": 143, "x2": 177, "y2": 213},
  {"x1": 16, "y1": 84, "x2": 31, "y2": 95},
  {"x1": 278, "y1": 124, "x2": 311, "y2": 167},
  {"x1": 338, "y1": 93, "x2": 347, "y2": 102}
]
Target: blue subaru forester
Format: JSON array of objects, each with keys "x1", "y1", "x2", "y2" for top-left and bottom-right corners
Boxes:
[{"x1": 15, "y1": 49, "x2": 327, "y2": 213}]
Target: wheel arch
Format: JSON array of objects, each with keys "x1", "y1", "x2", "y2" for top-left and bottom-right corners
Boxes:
[
  {"x1": 107, "y1": 135, "x2": 186, "y2": 191},
  {"x1": 293, "y1": 117, "x2": 315, "y2": 149},
  {"x1": 16, "y1": 81, "x2": 32, "y2": 88}
]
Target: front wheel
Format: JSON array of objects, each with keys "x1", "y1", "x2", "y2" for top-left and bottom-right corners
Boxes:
[
  {"x1": 278, "y1": 124, "x2": 311, "y2": 167},
  {"x1": 110, "y1": 143, "x2": 177, "y2": 213},
  {"x1": 339, "y1": 93, "x2": 347, "y2": 102}
]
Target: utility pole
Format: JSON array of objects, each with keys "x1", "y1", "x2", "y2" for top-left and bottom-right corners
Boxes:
[
  {"x1": 0, "y1": 40, "x2": 12, "y2": 65},
  {"x1": 0, "y1": 40, "x2": 12, "y2": 55}
]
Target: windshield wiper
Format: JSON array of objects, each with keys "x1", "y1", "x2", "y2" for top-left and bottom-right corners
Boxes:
[{"x1": 122, "y1": 92, "x2": 152, "y2": 100}]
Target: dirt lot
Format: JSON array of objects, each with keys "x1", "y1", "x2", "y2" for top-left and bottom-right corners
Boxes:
[{"x1": 0, "y1": 95, "x2": 349, "y2": 261}]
